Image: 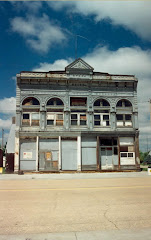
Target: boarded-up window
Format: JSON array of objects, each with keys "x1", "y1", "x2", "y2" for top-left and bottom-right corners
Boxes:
[
  {"x1": 70, "y1": 97, "x2": 87, "y2": 106},
  {"x1": 22, "y1": 113, "x2": 39, "y2": 126},
  {"x1": 31, "y1": 113, "x2": 39, "y2": 126},
  {"x1": 56, "y1": 114, "x2": 63, "y2": 126},
  {"x1": 47, "y1": 113, "x2": 63, "y2": 126}
]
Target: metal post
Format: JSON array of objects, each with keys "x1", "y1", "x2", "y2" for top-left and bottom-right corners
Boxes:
[
  {"x1": 97, "y1": 136, "x2": 100, "y2": 171},
  {"x1": 36, "y1": 136, "x2": 39, "y2": 171}
]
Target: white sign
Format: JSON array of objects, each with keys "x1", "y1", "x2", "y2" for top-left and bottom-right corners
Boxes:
[
  {"x1": 23, "y1": 152, "x2": 32, "y2": 159},
  {"x1": 121, "y1": 158, "x2": 135, "y2": 165}
]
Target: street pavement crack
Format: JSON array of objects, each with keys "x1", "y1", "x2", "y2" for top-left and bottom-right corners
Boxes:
[{"x1": 104, "y1": 205, "x2": 119, "y2": 230}]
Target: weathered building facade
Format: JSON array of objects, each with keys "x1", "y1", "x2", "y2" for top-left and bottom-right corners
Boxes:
[{"x1": 15, "y1": 58, "x2": 140, "y2": 172}]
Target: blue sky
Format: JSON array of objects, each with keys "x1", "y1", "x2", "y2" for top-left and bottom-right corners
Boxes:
[{"x1": 0, "y1": 1, "x2": 151, "y2": 151}]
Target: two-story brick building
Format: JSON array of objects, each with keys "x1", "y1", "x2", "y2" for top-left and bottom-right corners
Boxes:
[{"x1": 15, "y1": 58, "x2": 140, "y2": 172}]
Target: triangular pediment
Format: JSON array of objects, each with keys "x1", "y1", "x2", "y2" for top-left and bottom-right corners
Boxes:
[{"x1": 65, "y1": 58, "x2": 94, "y2": 71}]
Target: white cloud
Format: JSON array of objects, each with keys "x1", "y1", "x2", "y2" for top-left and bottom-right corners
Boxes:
[
  {"x1": 83, "y1": 46, "x2": 151, "y2": 77},
  {"x1": 10, "y1": 14, "x2": 67, "y2": 53},
  {"x1": 0, "y1": 119, "x2": 12, "y2": 130},
  {"x1": 0, "y1": 97, "x2": 16, "y2": 115},
  {"x1": 49, "y1": 1, "x2": 151, "y2": 41},
  {"x1": 0, "y1": 97, "x2": 16, "y2": 131},
  {"x1": 33, "y1": 59, "x2": 71, "y2": 72}
]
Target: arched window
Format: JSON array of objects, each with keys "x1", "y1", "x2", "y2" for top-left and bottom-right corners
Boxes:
[
  {"x1": 116, "y1": 99, "x2": 132, "y2": 108},
  {"x1": 47, "y1": 98, "x2": 63, "y2": 106},
  {"x1": 93, "y1": 99, "x2": 110, "y2": 127},
  {"x1": 116, "y1": 99, "x2": 132, "y2": 127},
  {"x1": 46, "y1": 98, "x2": 64, "y2": 126},
  {"x1": 94, "y1": 99, "x2": 110, "y2": 107},
  {"x1": 22, "y1": 97, "x2": 40, "y2": 106},
  {"x1": 22, "y1": 97, "x2": 40, "y2": 127}
]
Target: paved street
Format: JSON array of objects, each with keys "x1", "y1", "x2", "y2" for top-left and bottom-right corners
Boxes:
[{"x1": 0, "y1": 172, "x2": 151, "y2": 239}]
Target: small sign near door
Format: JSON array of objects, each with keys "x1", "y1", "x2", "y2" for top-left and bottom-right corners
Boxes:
[
  {"x1": 23, "y1": 152, "x2": 32, "y2": 159},
  {"x1": 46, "y1": 152, "x2": 52, "y2": 161}
]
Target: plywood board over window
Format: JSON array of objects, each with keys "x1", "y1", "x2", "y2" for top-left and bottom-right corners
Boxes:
[{"x1": 70, "y1": 97, "x2": 87, "y2": 106}]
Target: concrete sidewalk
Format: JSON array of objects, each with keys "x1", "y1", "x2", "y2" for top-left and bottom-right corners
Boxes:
[
  {"x1": 0, "y1": 171, "x2": 150, "y2": 180},
  {"x1": 0, "y1": 229, "x2": 151, "y2": 240}
]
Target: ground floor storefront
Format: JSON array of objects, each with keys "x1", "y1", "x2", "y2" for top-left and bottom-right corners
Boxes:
[{"x1": 15, "y1": 132, "x2": 140, "y2": 172}]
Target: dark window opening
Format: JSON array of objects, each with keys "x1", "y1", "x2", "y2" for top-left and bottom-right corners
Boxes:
[
  {"x1": 100, "y1": 139, "x2": 112, "y2": 146},
  {"x1": 94, "y1": 99, "x2": 110, "y2": 107},
  {"x1": 23, "y1": 113, "x2": 29, "y2": 119},
  {"x1": 125, "y1": 114, "x2": 131, "y2": 121},
  {"x1": 128, "y1": 153, "x2": 133, "y2": 158},
  {"x1": 114, "y1": 147, "x2": 118, "y2": 155},
  {"x1": 103, "y1": 115, "x2": 109, "y2": 120},
  {"x1": 71, "y1": 114, "x2": 77, "y2": 120},
  {"x1": 47, "y1": 98, "x2": 64, "y2": 106},
  {"x1": 116, "y1": 99, "x2": 132, "y2": 108},
  {"x1": 106, "y1": 121, "x2": 110, "y2": 126},
  {"x1": 94, "y1": 115, "x2": 100, "y2": 120},
  {"x1": 116, "y1": 114, "x2": 123, "y2": 120},
  {"x1": 71, "y1": 120, "x2": 77, "y2": 125},
  {"x1": 47, "y1": 120, "x2": 54, "y2": 125},
  {"x1": 121, "y1": 153, "x2": 127, "y2": 158},
  {"x1": 113, "y1": 139, "x2": 117, "y2": 145},
  {"x1": 94, "y1": 121, "x2": 100, "y2": 126}
]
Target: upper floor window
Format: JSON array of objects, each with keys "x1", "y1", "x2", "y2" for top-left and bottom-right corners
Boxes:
[
  {"x1": 22, "y1": 97, "x2": 40, "y2": 127},
  {"x1": 46, "y1": 98, "x2": 64, "y2": 127},
  {"x1": 116, "y1": 99, "x2": 132, "y2": 108},
  {"x1": 94, "y1": 112, "x2": 110, "y2": 126},
  {"x1": 70, "y1": 97, "x2": 87, "y2": 107},
  {"x1": 116, "y1": 114, "x2": 132, "y2": 127},
  {"x1": 47, "y1": 98, "x2": 64, "y2": 106},
  {"x1": 94, "y1": 99, "x2": 110, "y2": 127},
  {"x1": 22, "y1": 97, "x2": 40, "y2": 106},
  {"x1": 47, "y1": 113, "x2": 64, "y2": 126},
  {"x1": 94, "y1": 99, "x2": 110, "y2": 107},
  {"x1": 22, "y1": 112, "x2": 40, "y2": 126},
  {"x1": 71, "y1": 112, "x2": 87, "y2": 126}
]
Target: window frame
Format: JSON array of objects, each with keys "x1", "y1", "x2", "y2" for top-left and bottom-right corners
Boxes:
[
  {"x1": 94, "y1": 112, "x2": 110, "y2": 127},
  {"x1": 47, "y1": 112, "x2": 64, "y2": 126},
  {"x1": 116, "y1": 114, "x2": 132, "y2": 127},
  {"x1": 22, "y1": 112, "x2": 40, "y2": 127},
  {"x1": 70, "y1": 112, "x2": 87, "y2": 126}
]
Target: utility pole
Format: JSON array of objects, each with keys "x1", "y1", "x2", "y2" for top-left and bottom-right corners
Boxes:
[
  {"x1": 147, "y1": 136, "x2": 149, "y2": 152},
  {"x1": 150, "y1": 99, "x2": 151, "y2": 126},
  {"x1": 2, "y1": 129, "x2": 4, "y2": 149}
]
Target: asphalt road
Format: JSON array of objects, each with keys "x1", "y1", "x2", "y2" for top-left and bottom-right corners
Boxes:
[{"x1": 0, "y1": 174, "x2": 151, "y2": 236}]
